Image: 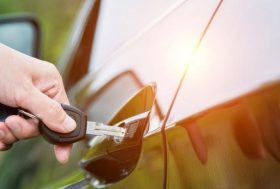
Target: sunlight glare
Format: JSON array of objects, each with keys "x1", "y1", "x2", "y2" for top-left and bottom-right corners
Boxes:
[{"x1": 169, "y1": 43, "x2": 197, "y2": 73}]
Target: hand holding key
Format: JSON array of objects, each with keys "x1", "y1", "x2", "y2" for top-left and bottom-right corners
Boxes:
[
  {"x1": 0, "y1": 43, "x2": 76, "y2": 164},
  {"x1": 0, "y1": 103, "x2": 148, "y2": 145}
]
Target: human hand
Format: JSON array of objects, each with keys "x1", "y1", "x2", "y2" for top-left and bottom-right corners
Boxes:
[{"x1": 0, "y1": 43, "x2": 76, "y2": 164}]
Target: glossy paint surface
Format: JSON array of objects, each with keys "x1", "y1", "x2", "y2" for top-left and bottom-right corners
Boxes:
[{"x1": 166, "y1": 81, "x2": 280, "y2": 188}]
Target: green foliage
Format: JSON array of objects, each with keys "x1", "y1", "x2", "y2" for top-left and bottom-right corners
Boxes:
[{"x1": 0, "y1": 138, "x2": 86, "y2": 189}]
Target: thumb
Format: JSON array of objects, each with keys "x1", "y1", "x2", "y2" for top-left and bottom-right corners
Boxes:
[{"x1": 18, "y1": 87, "x2": 76, "y2": 133}]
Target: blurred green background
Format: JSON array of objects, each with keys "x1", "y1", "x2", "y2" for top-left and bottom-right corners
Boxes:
[
  {"x1": 0, "y1": 0, "x2": 84, "y2": 63},
  {"x1": 0, "y1": 0, "x2": 85, "y2": 188}
]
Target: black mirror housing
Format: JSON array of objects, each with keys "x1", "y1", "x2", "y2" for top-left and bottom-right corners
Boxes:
[{"x1": 0, "y1": 14, "x2": 41, "y2": 58}]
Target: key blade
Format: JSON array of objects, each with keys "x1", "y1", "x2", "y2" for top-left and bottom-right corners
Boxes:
[
  {"x1": 86, "y1": 121, "x2": 126, "y2": 137},
  {"x1": 85, "y1": 111, "x2": 150, "y2": 138},
  {"x1": 18, "y1": 109, "x2": 39, "y2": 120}
]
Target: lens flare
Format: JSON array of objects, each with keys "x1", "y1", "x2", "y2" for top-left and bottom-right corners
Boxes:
[
  {"x1": 169, "y1": 44, "x2": 197, "y2": 73},
  {"x1": 167, "y1": 40, "x2": 211, "y2": 79}
]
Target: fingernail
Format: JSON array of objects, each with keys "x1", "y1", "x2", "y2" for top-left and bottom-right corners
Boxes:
[
  {"x1": 55, "y1": 145, "x2": 70, "y2": 164},
  {"x1": 0, "y1": 130, "x2": 4, "y2": 139},
  {"x1": 9, "y1": 123, "x2": 21, "y2": 134},
  {"x1": 59, "y1": 150, "x2": 69, "y2": 164},
  {"x1": 63, "y1": 115, "x2": 76, "y2": 132},
  {"x1": 0, "y1": 142, "x2": 5, "y2": 149}
]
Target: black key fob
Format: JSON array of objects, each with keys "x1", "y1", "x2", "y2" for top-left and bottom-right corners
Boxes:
[
  {"x1": 39, "y1": 104, "x2": 87, "y2": 145},
  {"x1": 0, "y1": 103, "x2": 87, "y2": 145}
]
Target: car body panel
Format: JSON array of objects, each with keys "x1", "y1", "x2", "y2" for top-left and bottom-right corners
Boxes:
[
  {"x1": 166, "y1": 80, "x2": 280, "y2": 188},
  {"x1": 170, "y1": 0, "x2": 280, "y2": 122}
]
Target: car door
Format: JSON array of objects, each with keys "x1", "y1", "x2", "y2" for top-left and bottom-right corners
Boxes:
[
  {"x1": 53, "y1": 0, "x2": 224, "y2": 188},
  {"x1": 165, "y1": 1, "x2": 280, "y2": 188}
]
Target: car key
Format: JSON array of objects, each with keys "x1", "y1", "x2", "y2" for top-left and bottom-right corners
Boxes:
[{"x1": 0, "y1": 103, "x2": 148, "y2": 145}]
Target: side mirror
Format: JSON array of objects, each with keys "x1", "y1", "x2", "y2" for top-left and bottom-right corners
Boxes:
[
  {"x1": 0, "y1": 15, "x2": 40, "y2": 57},
  {"x1": 79, "y1": 84, "x2": 156, "y2": 187}
]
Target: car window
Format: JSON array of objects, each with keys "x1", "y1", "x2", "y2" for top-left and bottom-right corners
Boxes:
[
  {"x1": 169, "y1": 1, "x2": 280, "y2": 123},
  {"x1": 86, "y1": 0, "x2": 220, "y2": 132}
]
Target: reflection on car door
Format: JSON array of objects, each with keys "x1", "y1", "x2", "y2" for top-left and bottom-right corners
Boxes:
[{"x1": 166, "y1": 83, "x2": 280, "y2": 188}]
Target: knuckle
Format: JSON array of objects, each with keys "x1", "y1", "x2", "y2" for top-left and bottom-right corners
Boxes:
[
  {"x1": 20, "y1": 130, "x2": 34, "y2": 140},
  {"x1": 42, "y1": 61, "x2": 59, "y2": 74},
  {"x1": 14, "y1": 91, "x2": 28, "y2": 107},
  {"x1": 13, "y1": 120, "x2": 37, "y2": 139},
  {"x1": 46, "y1": 63, "x2": 63, "y2": 83},
  {"x1": 47, "y1": 63, "x2": 60, "y2": 76},
  {"x1": 48, "y1": 62, "x2": 57, "y2": 72},
  {"x1": 52, "y1": 79, "x2": 60, "y2": 90},
  {"x1": 14, "y1": 83, "x2": 32, "y2": 107}
]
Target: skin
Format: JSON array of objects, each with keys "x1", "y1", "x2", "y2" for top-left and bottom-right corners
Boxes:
[{"x1": 0, "y1": 43, "x2": 76, "y2": 164}]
